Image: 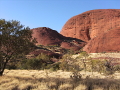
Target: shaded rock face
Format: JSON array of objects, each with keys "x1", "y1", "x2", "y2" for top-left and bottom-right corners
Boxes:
[
  {"x1": 60, "y1": 39, "x2": 86, "y2": 51},
  {"x1": 83, "y1": 27, "x2": 120, "y2": 53},
  {"x1": 60, "y1": 9, "x2": 120, "y2": 42},
  {"x1": 30, "y1": 49, "x2": 61, "y2": 59},
  {"x1": 60, "y1": 9, "x2": 120, "y2": 53},
  {"x1": 31, "y1": 27, "x2": 86, "y2": 51},
  {"x1": 60, "y1": 41, "x2": 81, "y2": 51}
]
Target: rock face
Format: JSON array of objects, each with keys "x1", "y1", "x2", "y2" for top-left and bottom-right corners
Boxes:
[
  {"x1": 31, "y1": 27, "x2": 86, "y2": 51},
  {"x1": 83, "y1": 27, "x2": 120, "y2": 53},
  {"x1": 60, "y1": 9, "x2": 120, "y2": 42},
  {"x1": 60, "y1": 9, "x2": 120, "y2": 53},
  {"x1": 31, "y1": 27, "x2": 64, "y2": 46}
]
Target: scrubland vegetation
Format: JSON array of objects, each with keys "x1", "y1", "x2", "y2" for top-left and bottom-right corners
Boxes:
[
  {"x1": 1, "y1": 51, "x2": 120, "y2": 90},
  {"x1": 0, "y1": 69, "x2": 120, "y2": 90}
]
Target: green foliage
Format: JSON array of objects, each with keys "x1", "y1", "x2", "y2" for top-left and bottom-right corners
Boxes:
[
  {"x1": 18, "y1": 55, "x2": 46, "y2": 70},
  {"x1": 80, "y1": 51, "x2": 89, "y2": 58},
  {"x1": 17, "y1": 53, "x2": 58, "y2": 70},
  {"x1": 77, "y1": 51, "x2": 89, "y2": 73},
  {"x1": 48, "y1": 62, "x2": 60, "y2": 71},
  {"x1": 59, "y1": 54, "x2": 82, "y2": 72},
  {"x1": 88, "y1": 59, "x2": 118, "y2": 75},
  {"x1": 36, "y1": 53, "x2": 50, "y2": 62},
  {"x1": 23, "y1": 58, "x2": 43, "y2": 69},
  {"x1": 89, "y1": 59, "x2": 106, "y2": 73},
  {"x1": 0, "y1": 19, "x2": 36, "y2": 75}
]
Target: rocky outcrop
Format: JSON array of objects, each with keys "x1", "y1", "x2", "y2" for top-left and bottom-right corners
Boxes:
[
  {"x1": 60, "y1": 9, "x2": 120, "y2": 53},
  {"x1": 60, "y1": 9, "x2": 120, "y2": 42},
  {"x1": 83, "y1": 27, "x2": 120, "y2": 53},
  {"x1": 31, "y1": 27, "x2": 86, "y2": 51},
  {"x1": 31, "y1": 27, "x2": 64, "y2": 46}
]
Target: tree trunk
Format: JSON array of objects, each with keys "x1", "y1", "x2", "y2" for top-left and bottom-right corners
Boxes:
[
  {"x1": 0, "y1": 71, "x2": 3, "y2": 76},
  {"x1": 0, "y1": 60, "x2": 9, "y2": 76}
]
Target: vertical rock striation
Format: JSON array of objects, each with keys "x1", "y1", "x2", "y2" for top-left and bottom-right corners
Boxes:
[{"x1": 60, "y1": 9, "x2": 120, "y2": 53}]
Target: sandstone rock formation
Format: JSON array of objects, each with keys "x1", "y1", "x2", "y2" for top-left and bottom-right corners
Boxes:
[
  {"x1": 83, "y1": 27, "x2": 120, "y2": 53},
  {"x1": 60, "y1": 9, "x2": 120, "y2": 41},
  {"x1": 31, "y1": 27, "x2": 86, "y2": 51},
  {"x1": 31, "y1": 27, "x2": 64, "y2": 46},
  {"x1": 60, "y1": 9, "x2": 120, "y2": 53}
]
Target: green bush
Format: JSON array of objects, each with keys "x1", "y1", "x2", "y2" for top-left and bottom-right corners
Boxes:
[
  {"x1": 59, "y1": 54, "x2": 82, "y2": 72},
  {"x1": 17, "y1": 58, "x2": 42, "y2": 69},
  {"x1": 17, "y1": 53, "x2": 51, "y2": 70},
  {"x1": 89, "y1": 59, "x2": 105, "y2": 73},
  {"x1": 36, "y1": 53, "x2": 50, "y2": 63},
  {"x1": 48, "y1": 62, "x2": 60, "y2": 71},
  {"x1": 88, "y1": 59, "x2": 119, "y2": 75},
  {"x1": 17, "y1": 53, "x2": 61, "y2": 70}
]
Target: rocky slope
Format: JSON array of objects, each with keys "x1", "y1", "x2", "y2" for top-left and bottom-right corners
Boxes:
[
  {"x1": 60, "y1": 9, "x2": 120, "y2": 53},
  {"x1": 31, "y1": 27, "x2": 86, "y2": 51}
]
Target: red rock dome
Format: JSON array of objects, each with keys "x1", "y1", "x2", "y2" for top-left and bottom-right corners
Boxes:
[
  {"x1": 60, "y1": 9, "x2": 120, "y2": 53},
  {"x1": 60, "y1": 9, "x2": 120, "y2": 42}
]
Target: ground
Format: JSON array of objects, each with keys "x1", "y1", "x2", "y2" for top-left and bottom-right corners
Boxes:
[{"x1": 0, "y1": 69, "x2": 120, "y2": 90}]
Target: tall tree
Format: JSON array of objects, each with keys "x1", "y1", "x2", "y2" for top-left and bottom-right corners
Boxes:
[{"x1": 0, "y1": 19, "x2": 36, "y2": 76}]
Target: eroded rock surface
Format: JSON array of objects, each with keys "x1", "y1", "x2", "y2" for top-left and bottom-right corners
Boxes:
[
  {"x1": 60, "y1": 9, "x2": 120, "y2": 53},
  {"x1": 60, "y1": 9, "x2": 120, "y2": 42},
  {"x1": 83, "y1": 27, "x2": 120, "y2": 53}
]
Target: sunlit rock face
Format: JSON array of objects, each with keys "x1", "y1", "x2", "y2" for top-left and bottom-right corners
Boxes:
[
  {"x1": 31, "y1": 27, "x2": 64, "y2": 46},
  {"x1": 83, "y1": 27, "x2": 120, "y2": 53},
  {"x1": 31, "y1": 27, "x2": 86, "y2": 51},
  {"x1": 60, "y1": 9, "x2": 120, "y2": 53}
]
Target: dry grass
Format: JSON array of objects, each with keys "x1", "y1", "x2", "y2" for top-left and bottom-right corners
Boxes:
[
  {"x1": 0, "y1": 69, "x2": 120, "y2": 90},
  {"x1": 1, "y1": 53, "x2": 120, "y2": 90},
  {"x1": 72, "y1": 53, "x2": 120, "y2": 58}
]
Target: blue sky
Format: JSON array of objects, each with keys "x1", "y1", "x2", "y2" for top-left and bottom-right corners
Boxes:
[{"x1": 0, "y1": 0, "x2": 120, "y2": 32}]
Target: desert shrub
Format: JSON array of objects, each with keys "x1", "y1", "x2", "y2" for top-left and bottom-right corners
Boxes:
[
  {"x1": 89, "y1": 59, "x2": 105, "y2": 73},
  {"x1": 88, "y1": 59, "x2": 118, "y2": 75},
  {"x1": 59, "y1": 54, "x2": 82, "y2": 72},
  {"x1": 17, "y1": 53, "x2": 51, "y2": 70},
  {"x1": 59, "y1": 58, "x2": 70, "y2": 71},
  {"x1": 36, "y1": 53, "x2": 51, "y2": 63},
  {"x1": 18, "y1": 58, "x2": 43, "y2": 69},
  {"x1": 48, "y1": 62, "x2": 61, "y2": 71},
  {"x1": 76, "y1": 51, "x2": 89, "y2": 73},
  {"x1": 17, "y1": 53, "x2": 60, "y2": 70},
  {"x1": 114, "y1": 65, "x2": 120, "y2": 72},
  {"x1": 75, "y1": 51, "x2": 117, "y2": 75}
]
